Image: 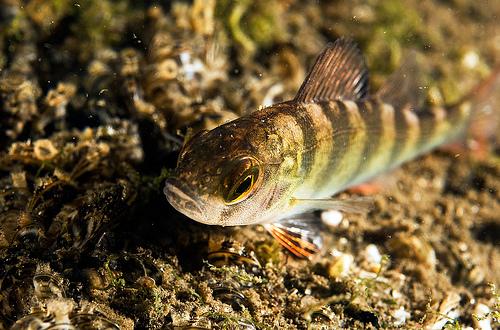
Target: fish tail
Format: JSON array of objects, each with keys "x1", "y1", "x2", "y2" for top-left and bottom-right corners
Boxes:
[
  {"x1": 405, "y1": 65, "x2": 500, "y2": 160},
  {"x1": 463, "y1": 65, "x2": 500, "y2": 108}
]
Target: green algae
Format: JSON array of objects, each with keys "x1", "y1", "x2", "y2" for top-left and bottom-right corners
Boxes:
[{"x1": 216, "y1": 0, "x2": 286, "y2": 55}]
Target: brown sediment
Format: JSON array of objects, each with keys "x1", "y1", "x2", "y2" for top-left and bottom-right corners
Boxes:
[{"x1": 0, "y1": 0, "x2": 499, "y2": 329}]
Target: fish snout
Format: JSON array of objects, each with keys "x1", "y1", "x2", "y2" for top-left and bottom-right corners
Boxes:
[{"x1": 163, "y1": 178, "x2": 208, "y2": 224}]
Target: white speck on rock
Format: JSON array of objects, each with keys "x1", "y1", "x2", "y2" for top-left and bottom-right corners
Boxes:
[
  {"x1": 462, "y1": 51, "x2": 479, "y2": 69},
  {"x1": 328, "y1": 251, "x2": 354, "y2": 278},
  {"x1": 364, "y1": 244, "x2": 382, "y2": 265},
  {"x1": 321, "y1": 209, "x2": 343, "y2": 227},
  {"x1": 474, "y1": 303, "x2": 492, "y2": 330},
  {"x1": 392, "y1": 306, "x2": 410, "y2": 326}
]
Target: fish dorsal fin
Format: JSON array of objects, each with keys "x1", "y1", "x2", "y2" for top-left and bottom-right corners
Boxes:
[
  {"x1": 377, "y1": 51, "x2": 426, "y2": 110},
  {"x1": 294, "y1": 38, "x2": 369, "y2": 103}
]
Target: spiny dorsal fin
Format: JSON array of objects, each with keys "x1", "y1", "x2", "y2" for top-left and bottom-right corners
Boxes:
[
  {"x1": 294, "y1": 38, "x2": 369, "y2": 103},
  {"x1": 377, "y1": 51, "x2": 426, "y2": 110}
]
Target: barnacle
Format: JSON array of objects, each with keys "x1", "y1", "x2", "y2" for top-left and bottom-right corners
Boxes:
[
  {"x1": 0, "y1": 71, "x2": 41, "y2": 141},
  {"x1": 211, "y1": 285, "x2": 251, "y2": 312},
  {"x1": 0, "y1": 177, "x2": 46, "y2": 250},
  {"x1": 25, "y1": 0, "x2": 71, "y2": 34},
  {"x1": 96, "y1": 252, "x2": 165, "y2": 289},
  {"x1": 207, "y1": 238, "x2": 261, "y2": 274},
  {"x1": 143, "y1": 6, "x2": 232, "y2": 131},
  {"x1": 0, "y1": 119, "x2": 141, "y2": 252},
  {"x1": 118, "y1": 48, "x2": 163, "y2": 129},
  {"x1": 11, "y1": 299, "x2": 122, "y2": 330},
  {"x1": 33, "y1": 273, "x2": 65, "y2": 300},
  {"x1": 34, "y1": 82, "x2": 77, "y2": 133},
  {"x1": 33, "y1": 139, "x2": 59, "y2": 161},
  {"x1": 70, "y1": 312, "x2": 121, "y2": 330},
  {"x1": 171, "y1": 0, "x2": 216, "y2": 37}
]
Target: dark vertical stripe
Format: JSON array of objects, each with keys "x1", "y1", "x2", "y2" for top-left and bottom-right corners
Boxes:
[
  {"x1": 346, "y1": 99, "x2": 382, "y2": 182},
  {"x1": 315, "y1": 100, "x2": 351, "y2": 191},
  {"x1": 280, "y1": 104, "x2": 317, "y2": 178},
  {"x1": 415, "y1": 109, "x2": 436, "y2": 150},
  {"x1": 417, "y1": 104, "x2": 468, "y2": 151},
  {"x1": 340, "y1": 100, "x2": 367, "y2": 186},
  {"x1": 389, "y1": 105, "x2": 409, "y2": 164},
  {"x1": 301, "y1": 103, "x2": 334, "y2": 195}
]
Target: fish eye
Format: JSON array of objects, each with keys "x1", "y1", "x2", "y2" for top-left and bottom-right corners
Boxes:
[{"x1": 223, "y1": 158, "x2": 260, "y2": 205}]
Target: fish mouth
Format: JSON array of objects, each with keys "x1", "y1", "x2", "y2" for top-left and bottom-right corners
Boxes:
[{"x1": 163, "y1": 178, "x2": 208, "y2": 224}]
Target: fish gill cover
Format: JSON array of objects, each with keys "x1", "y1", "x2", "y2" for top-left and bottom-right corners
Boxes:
[{"x1": 0, "y1": 0, "x2": 499, "y2": 329}]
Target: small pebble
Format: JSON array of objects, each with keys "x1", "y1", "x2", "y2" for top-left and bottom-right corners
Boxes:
[
  {"x1": 364, "y1": 244, "x2": 382, "y2": 265},
  {"x1": 321, "y1": 209, "x2": 343, "y2": 227},
  {"x1": 462, "y1": 50, "x2": 479, "y2": 69},
  {"x1": 328, "y1": 250, "x2": 353, "y2": 278},
  {"x1": 363, "y1": 244, "x2": 383, "y2": 273},
  {"x1": 392, "y1": 306, "x2": 410, "y2": 326},
  {"x1": 474, "y1": 303, "x2": 491, "y2": 330}
]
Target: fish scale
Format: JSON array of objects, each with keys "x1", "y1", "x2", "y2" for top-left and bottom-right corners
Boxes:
[
  {"x1": 165, "y1": 37, "x2": 498, "y2": 257},
  {"x1": 296, "y1": 98, "x2": 471, "y2": 197}
]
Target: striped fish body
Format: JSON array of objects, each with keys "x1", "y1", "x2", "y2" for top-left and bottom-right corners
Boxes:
[
  {"x1": 262, "y1": 98, "x2": 472, "y2": 201},
  {"x1": 165, "y1": 38, "x2": 492, "y2": 256}
]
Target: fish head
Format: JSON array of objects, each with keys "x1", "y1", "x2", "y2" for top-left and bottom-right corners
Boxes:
[{"x1": 164, "y1": 120, "x2": 291, "y2": 226}]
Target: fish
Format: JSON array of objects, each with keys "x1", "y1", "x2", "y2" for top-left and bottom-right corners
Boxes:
[{"x1": 164, "y1": 37, "x2": 499, "y2": 257}]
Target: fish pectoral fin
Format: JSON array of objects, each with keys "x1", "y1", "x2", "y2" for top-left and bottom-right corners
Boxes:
[
  {"x1": 294, "y1": 37, "x2": 369, "y2": 103},
  {"x1": 265, "y1": 197, "x2": 373, "y2": 258},
  {"x1": 290, "y1": 196, "x2": 374, "y2": 214},
  {"x1": 376, "y1": 51, "x2": 426, "y2": 110},
  {"x1": 264, "y1": 218, "x2": 322, "y2": 258}
]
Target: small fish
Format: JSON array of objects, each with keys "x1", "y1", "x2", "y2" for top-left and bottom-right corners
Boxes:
[{"x1": 164, "y1": 38, "x2": 499, "y2": 257}]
